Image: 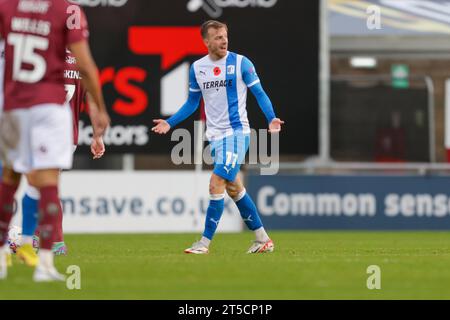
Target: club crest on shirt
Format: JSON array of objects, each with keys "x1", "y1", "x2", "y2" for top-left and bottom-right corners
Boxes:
[
  {"x1": 227, "y1": 65, "x2": 235, "y2": 75},
  {"x1": 66, "y1": 55, "x2": 76, "y2": 64}
]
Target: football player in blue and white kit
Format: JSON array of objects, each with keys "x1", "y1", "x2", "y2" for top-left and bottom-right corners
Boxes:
[{"x1": 152, "y1": 20, "x2": 284, "y2": 254}]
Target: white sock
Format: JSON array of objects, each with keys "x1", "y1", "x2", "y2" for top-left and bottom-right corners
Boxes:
[
  {"x1": 38, "y1": 249, "x2": 54, "y2": 269},
  {"x1": 255, "y1": 227, "x2": 270, "y2": 242},
  {"x1": 200, "y1": 236, "x2": 211, "y2": 247},
  {"x1": 25, "y1": 185, "x2": 40, "y2": 200},
  {"x1": 22, "y1": 236, "x2": 33, "y2": 246}
]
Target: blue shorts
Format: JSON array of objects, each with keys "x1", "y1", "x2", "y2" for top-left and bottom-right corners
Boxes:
[{"x1": 210, "y1": 132, "x2": 250, "y2": 182}]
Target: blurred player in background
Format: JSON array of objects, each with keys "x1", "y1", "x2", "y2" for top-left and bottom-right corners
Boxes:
[
  {"x1": 0, "y1": 38, "x2": 3, "y2": 113},
  {"x1": 152, "y1": 20, "x2": 283, "y2": 254},
  {"x1": 0, "y1": 0, "x2": 109, "y2": 281},
  {"x1": 18, "y1": 49, "x2": 107, "y2": 262},
  {"x1": 0, "y1": 39, "x2": 4, "y2": 170},
  {"x1": 0, "y1": 39, "x2": 4, "y2": 221}
]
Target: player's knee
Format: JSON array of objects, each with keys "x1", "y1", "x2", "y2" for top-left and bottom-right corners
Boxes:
[
  {"x1": 226, "y1": 184, "x2": 239, "y2": 199},
  {"x1": 209, "y1": 174, "x2": 226, "y2": 195},
  {"x1": 209, "y1": 175, "x2": 229, "y2": 197},
  {"x1": 26, "y1": 173, "x2": 38, "y2": 188},
  {"x1": 209, "y1": 183, "x2": 222, "y2": 195},
  {"x1": 2, "y1": 167, "x2": 21, "y2": 186},
  {"x1": 226, "y1": 184, "x2": 246, "y2": 201},
  {"x1": 27, "y1": 169, "x2": 59, "y2": 188}
]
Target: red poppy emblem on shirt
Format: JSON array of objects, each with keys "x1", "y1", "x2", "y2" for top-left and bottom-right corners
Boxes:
[{"x1": 213, "y1": 67, "x2": 221, "y2": 76}]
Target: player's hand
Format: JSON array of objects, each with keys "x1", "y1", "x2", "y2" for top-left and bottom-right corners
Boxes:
[
  {"x1": 91, "y1": 136, "x2": 105, "y2": 159},
  {"x1": 151, "y1": 119, "x2": 171, "y2": 134},
  {"x1": 269, "y1": 118, "x2": 284, "y2": 133}
]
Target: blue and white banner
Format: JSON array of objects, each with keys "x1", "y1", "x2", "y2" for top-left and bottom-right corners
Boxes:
[
  {"x1": 10, "y1": 171, "x2": 243, "y2": 234},
  {"x1": 248, "y1": 175, "x2": 450, "y2": 230}
]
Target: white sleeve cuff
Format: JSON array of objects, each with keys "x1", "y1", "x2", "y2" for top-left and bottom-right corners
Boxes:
[{"x1": 247, "y1": 79, "x2": 261, "y2": 88}]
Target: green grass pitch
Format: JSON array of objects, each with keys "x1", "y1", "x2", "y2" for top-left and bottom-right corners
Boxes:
[{"x1": 1, "y1": 231, "x2": 450, "y2": 299}]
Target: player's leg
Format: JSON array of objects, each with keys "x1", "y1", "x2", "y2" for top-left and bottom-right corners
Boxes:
[
  {"x1": 21, "y1": 178, "x2": 67, "y2": 256},
  {"x1": 16, "y1": 182, "x2": 40, "y2": 267},
  {"x1": 186, "y1": 133, "x2": 250, "y2": 254},
  {"x1": 0, "y1": 110, "x2": 26, "y2": 279},
  {"x1": 28, "y1": 169, "x2": 66, "y2": 281},
  {"x1": 29, "y1": 104, "x2": 73, "y2": 281},
  {"x1": 52, "y1": 171, "x2": 67, "y2": 256},
  {"x1": 0, "y1": 166, "x2": 21, "y2": 279},
  {"x1": 221, "y1": 132, "x2": 273, "y2": 253},
  {"x1": 226, "y1": 174, "x2": 274, "y2": 253},
  {"x1": 185, "y1": 173, "x2": 227, "y2": 254},
  {"x1": 203, "y1": 174, "x2": 227, "y2": 244},
  {"x1": 51, "y1": 146, "x2": 78, "y2": 256},
  {"x1": 184, "y1": 134, "x2": 234, "y2": 254}
]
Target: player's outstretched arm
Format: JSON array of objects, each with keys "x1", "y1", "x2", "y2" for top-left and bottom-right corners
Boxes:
[
  {"x1": 86, "y1": 93, "x2": 106, "y2": 159},
  {"x1": 86, "y1": 93, "x2": 107, "y2": 138},
  {"x1": 151, "y1": 90, "x2": 202, "y2": 135},
  {"x1": 242, "y1": 57, "x2": 284, "y2": 133},
  {"x1": 249, "y1": 83, "x2": 284, "y2": 133},
  {"x1": 69, "y1": 40, "x2": 110, "y2": 136}
]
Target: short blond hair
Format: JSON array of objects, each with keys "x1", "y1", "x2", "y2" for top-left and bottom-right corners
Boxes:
[{"x1": 201, "y1": 20, "x2": 228, "y2": 39}]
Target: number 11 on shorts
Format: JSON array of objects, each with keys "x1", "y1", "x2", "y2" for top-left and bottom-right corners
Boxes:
[{"x1": 225, "y1": 152, "x2": 238, "y2": 168}]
